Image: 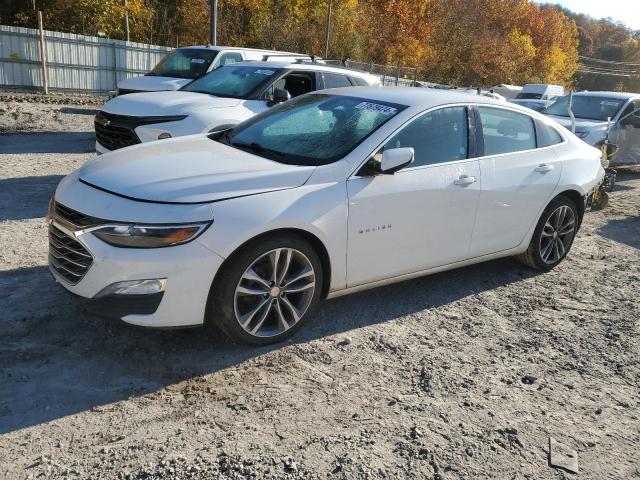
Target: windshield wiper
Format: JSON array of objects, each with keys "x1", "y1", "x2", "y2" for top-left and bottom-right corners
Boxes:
[{"x1": 231, "y1": 141, "x2": 285, "y2": 161}]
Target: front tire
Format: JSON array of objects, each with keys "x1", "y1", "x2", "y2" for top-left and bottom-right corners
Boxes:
[
  {"x1": 516, "y1": 196, "x2": 579, "y2": 271},
  {"x1": 209, "y1": 234, "x2": 323, "y2": 345}
]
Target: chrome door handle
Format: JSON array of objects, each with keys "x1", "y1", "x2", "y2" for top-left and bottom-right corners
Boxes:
[
  {"x1": 454, "y1": 175, "x2": 476, "y2": 186},
  {"x1": 535, "y1": 163, "x2": 554, "y2": 173}
]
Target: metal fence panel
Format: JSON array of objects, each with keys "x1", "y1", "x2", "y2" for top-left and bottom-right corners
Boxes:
[{"x1": 0, "y1": 25, "x2": 171, "y2": 94}]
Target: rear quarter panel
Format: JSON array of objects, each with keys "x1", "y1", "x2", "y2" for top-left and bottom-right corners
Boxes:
[{"x1": 553, "y1": 138, "x2": 604, "y2": 198}]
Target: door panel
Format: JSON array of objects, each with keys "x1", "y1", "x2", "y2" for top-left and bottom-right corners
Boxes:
[
  {"x1": 470, "y1": 106, "x2": 562, "y2": 257},
  {"x1": 609, "y1": 108, "x2": 640, "y2": 165},
  {"x1": 346, "y1": 160, "x2": 481, "y2": 287}
]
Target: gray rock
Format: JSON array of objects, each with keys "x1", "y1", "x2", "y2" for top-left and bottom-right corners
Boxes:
[{"x1": 549, "y1": 437, "x2": 578, "y2": 474}]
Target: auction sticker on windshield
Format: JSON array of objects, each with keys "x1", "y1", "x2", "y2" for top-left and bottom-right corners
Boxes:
[
  {"x1": 355, "y1": 102, "x2": 398, "y2": 115},
  {"x1": 255, "y1": 69, "x2": 275, "y2": 76},
  {"x1": 191, "y1": 58, "x2": 206, "y2": 64}
]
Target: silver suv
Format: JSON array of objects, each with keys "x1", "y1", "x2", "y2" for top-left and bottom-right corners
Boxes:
[{"x1": 543, "y1": 91, "x2": 640, "y2": 165}]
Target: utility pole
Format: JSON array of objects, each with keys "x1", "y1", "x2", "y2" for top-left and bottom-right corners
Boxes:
[
  {"x1": 324, "y1": 0, "x2": 333, "y2": 59},
  {"x1": 124, "y1": 0, "x2": 130, "y2": 42},
  {"x1": 37, "y1": 10, "x2": 48, "y2": 94},
  {"x1": 210, "y1": 0, "x2": 218, "y2": 46}
]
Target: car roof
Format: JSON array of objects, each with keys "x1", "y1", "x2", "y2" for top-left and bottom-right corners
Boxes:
[
  {"x1": 321, "y1": 86, "x2": 512, "y2": 108},
  {"x1": 225, "y1": 61, "x2": 376, "y2": 78},
  {"x1": 570, "y1": 91, "x2": 639, "y2": 99},
  {"x1": 176, "y1": 45, "x2": 301, "y2": 54}
]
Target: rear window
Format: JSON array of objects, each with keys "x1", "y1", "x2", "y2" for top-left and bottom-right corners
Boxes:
[
  {"x1": 478, "y1": 107, "x2": 536, "y2": 155},
  {"x1": 323, "y1": 73, "x2": 353, "y2": 88}
]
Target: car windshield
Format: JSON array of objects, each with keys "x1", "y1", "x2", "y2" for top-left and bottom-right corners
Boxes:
[
  {"x1": 544, "y1": 95, "x2": 626, "y2": 121},
  {"x1": 517, "y1": 92, "x2": 543, "y2": 100},
  {"x1": 149, "y1": 49, "x2": 218, "y2": 79},
  {"x1": 181, "y1": 65, "x2": 280, "y2": 98},
  {"x1": 214, "y1": 94, "x2": 406, "y2": 166}
]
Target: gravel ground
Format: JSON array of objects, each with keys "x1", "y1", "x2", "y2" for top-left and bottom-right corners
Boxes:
[{"x1": 0, "y1": 98, "x2": 639, "y2": 479}]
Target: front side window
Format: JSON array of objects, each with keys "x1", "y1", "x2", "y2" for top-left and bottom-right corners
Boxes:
[
  {"x1": 217, "y1": 94, "x2": 406, "y2": 166},
  {"x1": 384, "y1": 106, "x2": 469, "y2": 167},
  {"x1": 323, "y1": 73, "x2": 353, "y2": 89},
  {"x1": 150, "y1": 48, "x2": 218, "y2": 79},
  {"x1": 181, "y1": 65, "x2": 280, "y2": 99},
  {"x1": 217, "y1": 52, "x2": 243, "y2": 66},
  {"x1": 270, "y1": 71, "x2": 316, "y2": 98},
  {"x1": 544, "y1": 95, "x2": 626, "y2": 121},
  {"x1": 620, "y1": 100, "x2": 640, "y2": 120},
  {"x1": 478, "y1": 107, "x2": 536, "y2": 156}
]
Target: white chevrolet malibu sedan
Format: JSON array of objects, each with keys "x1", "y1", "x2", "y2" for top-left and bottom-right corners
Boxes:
[{"x1": 50, "y1": 88, "x2": 604, "y2": 345}]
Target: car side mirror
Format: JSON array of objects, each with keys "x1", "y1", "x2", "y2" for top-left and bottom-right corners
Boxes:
[
  {"x1": 359, "y1": 147, "x2": 414, "y2": 176},
  {"x1": 271, "y1": 88, "x2": 291, "y2": 105},
  {"x1": 381, "y1": 147, "x2": 414, "y2": 173}
]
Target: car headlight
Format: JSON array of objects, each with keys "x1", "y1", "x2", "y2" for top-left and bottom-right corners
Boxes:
[{"x1": 91, "y1": 222, "x2": 211, "y2": 248}]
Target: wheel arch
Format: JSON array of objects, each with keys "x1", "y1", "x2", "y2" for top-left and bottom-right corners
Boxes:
[
  {"x1": 210, "y1": 227, "x2": 333, "y2": 300},
  {"x1": 553, "y1": 189, "x2": 585, "y2": 227}
]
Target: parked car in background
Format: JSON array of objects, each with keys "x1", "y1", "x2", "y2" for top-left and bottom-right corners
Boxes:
[
  {"x1": 491, "y1": 84, "x2": 522, "y2": 99},
  {"x1": 115, "y1": 46, "x2": 313, "y2": 95},
  {"x1": 543, "y1": 91, "x2": 640, "y2": 165},
  {"x1": 509, "y1": 98, "x2": 552, "y2": 112},
  {"x1": 95, "y1": 61, "x2": 380, "y2": 153},
  {"x1": 516, "y1": 84, "x2": 564, "y2": 101},
  {"x1": 52, "y1": 88, "x2": 603, "y2": 345},
  {"x1": 459, "y1": 88, "x2": 506, "y2": 101}
]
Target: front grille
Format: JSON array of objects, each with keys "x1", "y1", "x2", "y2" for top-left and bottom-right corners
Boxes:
[
  {"x1": 49, "y1": 224, "x2": 93, "y2": 284},
  {"x1": 53, "y1": 202, "x2": 105, "y2": 228},
  {"x1": 94, "y1": 111, "x2": 141, "y2": 151},
  {"x1": 94, "y1": 111, "x2": 187, "y2": 151}
]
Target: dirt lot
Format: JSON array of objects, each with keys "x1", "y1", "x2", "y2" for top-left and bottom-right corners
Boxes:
[{"x1": 0, "y1": 98, "x2": 639, "y2": 480}]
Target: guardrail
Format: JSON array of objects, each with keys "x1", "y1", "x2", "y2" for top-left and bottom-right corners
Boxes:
[{"x1": 0, "y1": 25, "x2": 170, "y2": 95}]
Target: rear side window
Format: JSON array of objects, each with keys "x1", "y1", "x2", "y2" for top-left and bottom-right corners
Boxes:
[
  {"x1": 217, "y1": 52, "x2": 243, "y2": 66},
  {"x1": 536, "y1": 120, "x2": 564, "y2": 147},
  {"x1": 350, "y1": 76, "x2": 369, "y2": 86},
  {"x1": 478, "y1": 107, "x2": 536, "y2": 156},
  {"x1": 385, "y1": 106, "x2": 469, "y2": 167},
  {"x1": 323, "y1": 73, "x2": 353, "y2": 89}
]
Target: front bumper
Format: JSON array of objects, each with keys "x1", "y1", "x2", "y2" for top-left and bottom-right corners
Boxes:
[
  {"x1": 49, "y1": 222, "x2": 224, "y2": 328},
  {"x1": 83, "y1": 291, "x2": 165, "y2": 321}
]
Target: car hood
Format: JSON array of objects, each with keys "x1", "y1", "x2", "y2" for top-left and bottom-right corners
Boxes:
[
  {"x1": 117, "y1": 75, "x2": 191, "y2": 92},
  {"x1": 544, "y1": 115, "x2": 608, "y2": 132},
  {"x1": 103, "y1": 91, "x2": 242, "y2": 116},
  {"x1": 79, "y1": 135, "x2": 315, "y2": 204}
]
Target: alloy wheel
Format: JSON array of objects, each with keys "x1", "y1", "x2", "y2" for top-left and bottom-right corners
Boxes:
[
  {"x1": 538, "y1": 205, "x2": 576, "y2": 265},
  {"x1": 233, "y1": 248, "x2": 316, "y2": 338}
]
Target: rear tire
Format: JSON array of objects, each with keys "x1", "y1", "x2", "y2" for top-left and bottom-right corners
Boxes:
[
  {"x1": 516, "y1": 196, "x2": 579, "y2": 271},
  {"x1": 209, "y1": 234, "x2": 323, "y2": 345}
]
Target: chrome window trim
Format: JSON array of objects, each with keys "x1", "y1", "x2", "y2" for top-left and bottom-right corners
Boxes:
[{"x1": 349, "y1": 101, "x2": 567, "y2": 180}]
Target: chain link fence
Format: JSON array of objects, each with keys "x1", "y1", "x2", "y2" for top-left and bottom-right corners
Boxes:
[{"x1": 325, "y1": 59, "x2": 418, "y2": 86}]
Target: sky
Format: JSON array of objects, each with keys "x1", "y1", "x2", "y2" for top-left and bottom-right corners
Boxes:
[{"x1": 536, "y1": 0, "x2": 640, "y2": 30}]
